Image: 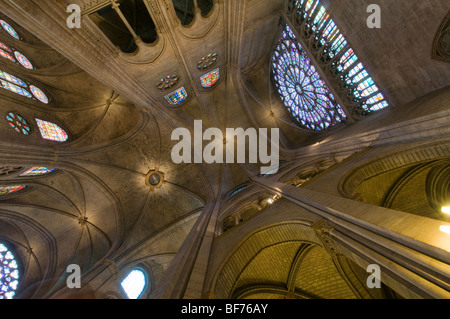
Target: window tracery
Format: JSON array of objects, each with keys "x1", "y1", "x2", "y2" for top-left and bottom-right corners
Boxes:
[
  {"x1": 272, "y1": 25, "x2": 346, "y2": 130},
  {"x1": 165, "y1": 87, "x2": 188, "y2": 105},
  {"x1": 35, "y1": 119, "x2": 69, "y2": 142},
  {"x1": 0, "y1": 71, "x2": 47, "y2": 103},
  {"x1": 274, "y1": 0, "x2": 390, "y2": 130},
  {"x1": 6, "y1": 112, "x2": 31, "y2": 135},
  {"x1": 200, "y1": 68, "x2": 220, "y2": 88},
  {"x1": 0, "y1": 243, "x2": 20, "y2": 299}
]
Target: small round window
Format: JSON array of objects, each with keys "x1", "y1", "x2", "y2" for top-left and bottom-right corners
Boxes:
[{"x1": 0, "y1": 242, "x2": 20, "y2": 299}]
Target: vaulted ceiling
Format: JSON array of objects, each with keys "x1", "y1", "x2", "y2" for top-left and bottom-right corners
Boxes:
[{"x1": 0, "y1": 0, "x2": 448, "y2": 298}]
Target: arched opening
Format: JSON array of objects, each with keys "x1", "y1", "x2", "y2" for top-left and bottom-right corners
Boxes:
[
  {"x1": 197, "y1": 0, "x2": 214, "y2": 17},
  {"x1": 172, "y1": 0, "x2": 195, "y2": 26},
  {"x1": 89, "y1": 0, "x2": 158, "y2": 54},
  {"x1": 120, "y1": 269, "x2": 147, "y2": 299}
]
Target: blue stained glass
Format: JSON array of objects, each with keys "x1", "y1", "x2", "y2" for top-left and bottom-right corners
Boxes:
[
  {"x1": 301, "y1": 0, "x2": 316, "y2": 17},
  {"x1": 313, "y1": 7, "x2": 326, "y2": 25},
  {"x1": 291, "y1": 0, "x2": 389, "y2": 116},
  {"x1": 6, "y1": 112, "x2": 31, "y2": 135},
  {"x1": 0, "y1": 80, "x2": 32, "y2": 98},
  {"x1": 344, "y1": 63, "x2": 364, "y2": 81},
  {"x1": 0, "y1": 71, "x2": 27, "y2": 87},
  {"x1": 14, "y1": 51, "x2": 33, "y2": 70},
  {"x1": 361, "y1": 85, "x2": 378, "y2": 97},
  {"x1": 165, "y1": 87, "x2": 188, "y2": 105},
  {"x1": 0, "y1": 70, "x2": 48, "y2": 103},
  {"x1": 0, "y1": 243, "x2": 20, "y2": 299},
  {"x1": 0, "y1": 20, "x2": 20, "y2": 40},
  {"x1": 330, "y1": 34, "x2": 346, "y2": 54},
  {"x1": 35, "y1": 119, "x2": 69, "y2": 142},
  {"x1": 368, "y1": 101, "x2": 388, "y2": 111},
  {"x1": 29, "y1": 85, "x2": 48, "y2": 104},
  {"x1": 19, "y1": 167, "x2": 57, "y2": 177},
  {"x1": 364, "y1": 93, "x2": 385, "y2": 106},
  {"x1": 272, "y1": 24, "x2": 346, "y2": 131},
  {"x1": 322, "y1": 20, "x2": 337, "y2": 40}
]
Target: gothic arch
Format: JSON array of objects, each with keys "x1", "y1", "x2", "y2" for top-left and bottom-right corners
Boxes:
[
  {"x1": 432, "y1": 10, "x2": 450, "y2": 63},
  {"x1": 339, "y1": 140, "x2": 450, "y2": 221},
  {"x1": 209, "y1": 221, "x2": 392, "y2": 299}
]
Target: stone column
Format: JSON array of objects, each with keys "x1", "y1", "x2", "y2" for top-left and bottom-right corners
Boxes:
[
  {"x1": 151, "y1": 200, "x2": 221, "y2": 299},
  {"x1": 0, "y1": 0, "x2": 158, "y2": 108},
  {"x1": 252, "y1": 175, "x2": 450, "y2": 298}
]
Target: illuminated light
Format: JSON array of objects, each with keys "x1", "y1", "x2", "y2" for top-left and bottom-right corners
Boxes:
[
  {"x1": 197, "y1": 53, "x2": 218, "y2": 70},
  {"x1": 0, "y1": 80, "x2": 32, "y2": 98},
  {"x1": 272, "y1": 24, "x2": 346, "y2": 131},
  {"x1": 19, "y1": 167, "x2": 56, "y2": 177},
  {"x1": 288, "y1": 0, "x2": 389, "y2": 115},
  {"x1": 0, "y1": 70, "x2": 27, "y2": 87},
  {"x1": 0, "y1": 42, "x2": 12, "y2": 52},
  {"x1": 35, "y1": 119, "x2": 69, "y2": 142},
  {"x1": 0, "y1": 20, "x2": 20, "y2": 40},
  {"x1": 157, "y1": 75, "x2": 178, "y2": 90},
  {"x1": 164, "y1": 87, "x2": 188, "y2": 105},
  {"x1": 440, "y1": 225, "x2": 450, "y2": 235},
  {"x1": 267, "y1": 194, "x2": 281, "y2": 205},
  {"x1": 121, "y1": 270, "x2": 146, "y2": 299},
  {"x1": 441, "y1": 206, "x2": 450, "y2": 215},
  {"x1": 0, "y1": 49, "x2": 15, "y2": 62},
  {"x1": 6, "y1": 112, "x2": 31, "y2": 135},
  {"x1": 14, "y1": 51, "x2": 34, "y2": 70},
  {"x1": 29, "y1": 85, "x2": 48, "y2": 104},
  {"x1": 0, "y1": 185, "x2": 25, "y2": 196},
  {"x1": 200, "y1": 68, "x2": 220, "y2": 88},
  {"x1": 0, "y1": 243, "x2": 20, "y2": 299}
]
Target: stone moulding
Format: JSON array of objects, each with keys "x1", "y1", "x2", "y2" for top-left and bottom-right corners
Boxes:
[{"x1": 432, "y1": 11, "x2": 450, "y2": 63}]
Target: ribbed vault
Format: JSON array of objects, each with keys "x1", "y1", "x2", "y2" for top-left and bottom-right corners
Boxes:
[{"x1": 0, "y1": 0, "x2": 448, "y2": 299}]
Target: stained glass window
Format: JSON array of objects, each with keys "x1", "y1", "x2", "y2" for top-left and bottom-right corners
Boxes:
[
  {"x1": 272, "y1": 24, "x2": 346, "y2": 131},
  {"x1": 287, "y1": 0, "x2": 389, "y2": 115},
  {"x1": 35, "y1": 119, "x2": 68, "y2": 142},
  {"x1": 0, "y1": 80, "x2": 32, "y2": 98},
  {"x1": 197, "y1": 53, "x2": 218, "y2": 70},
  {"x1": 6, "y1": 112, "x2": 31, "y2": 135},
  {"x1": 200, "y1": 68, "x2": 220, "y2": 88},
  {"x1": 0, "y1": 20, "x2": 20, "y2": 40},
  {"x1": 0, "y1": 41, "x2": 35, "y2": 69},
  {"x1": 29, "y1": 86, "x2": 48, "y2": 104},
  {"x1": 165, "y1": 87, "x2": 188, "y2": 105},
  {"x1": 121, "y1": 269, "x2": 146, "y2": 299},
  {"x1": 0, "y1": 70, "x2": 47, "y2": 103},
  {"x1": 0, "y1": 71, "x2": 27, "y2": 87},
  {"x1": 0, "y1": 243, "x2": 20, "y2": 299},
  {"x1": 157, "y1": 75, "x2": 178, "y2": 90},
  {"x1": 0, "y1": 185, "x2": 25, "y2": 196},
  {"x1": 0, "y1": 42, "x2": 12, "y2": 52},
  {"x1": 0, "y1": 49, "x2": 15, "y2": 63},
  {"x1": 14, "y1": 52, "x2": 33, "y2": 70},
  {"x1": 19, "y1": 167, "x2": 57, "y2": 177}
]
